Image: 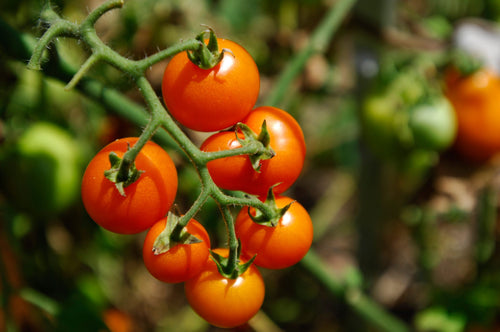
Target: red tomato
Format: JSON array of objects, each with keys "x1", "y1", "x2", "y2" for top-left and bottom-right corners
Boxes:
[
  {"x1": 184, "y1": 248, "x2": 265, "y2": 328},
  {"x1": 235, "y1": 196, "x2": 313, "y2": 269},
  {"x1": 81, "y1": 137, "x2": 177, "y2": 234},
  {"x1": 161, "y1": 38, "x2": 260, "y2": 132},
  {"x1": 445, "y1": 68, "x2": 500, "y2": 161},
  {"x1": 142, "y1": 217, "x2": 210, "y2": 283},
  {"x1": 201, "y1": 106, "x2": 306, "y2": 196}
]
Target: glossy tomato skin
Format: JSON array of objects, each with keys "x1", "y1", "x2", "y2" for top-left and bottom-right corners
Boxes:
[
  {"x1": 445, "y1": 68, "x2": 500, "y2": 161},
  {"x1": 81, "y1": 137, "x2": 178, "y2": 234},
  {"x1": 201, "y1": 106, "x2": 306, "y2": 196},
  {"x1": 184, "y1": 248, "x2": 265, "y2": 328},
  {"x1": 235, "y1": 196, "x2": 313, "y2": 269},
  {"x1": 142, "y1": 217, "x2": 210, "y2": 283},
  {"x1": 162, "y1": 39, "x2": 260, "y2": 132}
]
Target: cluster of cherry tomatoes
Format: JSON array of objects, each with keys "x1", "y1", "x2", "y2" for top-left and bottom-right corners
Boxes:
[{"x1": 81, "y1": 35, "x2": 313, "y2": 328}]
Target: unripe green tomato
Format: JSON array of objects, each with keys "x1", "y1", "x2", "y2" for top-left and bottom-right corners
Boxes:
[
  {"x1": 361, "y1": 95, "x2": 410, "y2": 159},
  {"x1": 1, "y1": 122, "x2": 82, "y2": 216},
  {"x1": 408, "y1": 98, "x2": 457, "y2": 151}
]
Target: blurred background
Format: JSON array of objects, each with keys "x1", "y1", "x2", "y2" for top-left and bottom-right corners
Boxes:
[{"x1": 2, "y1": 0, "x2": 500, "y2": 331}]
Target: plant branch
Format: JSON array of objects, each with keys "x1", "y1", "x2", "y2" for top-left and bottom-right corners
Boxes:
[
  {"x1": 28, "y1": 20, "x2": 79, "y2": 71},
  {"x1": 134, "y1": 76, "x2": 204, "y2": 164},
  {"x1": 135, "y1": 38, "x2": 202, "y2": 72},
  {"x1": 220, "y1": 204, "x2": 239, "y2": 275},
  {"x1": 81, "y1": 0, "x2": 124, "y2": 29}
]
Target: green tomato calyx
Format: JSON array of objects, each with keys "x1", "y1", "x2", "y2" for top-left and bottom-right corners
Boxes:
[
  {"x1": 249, "y1": 187, "x2": 293, "y2": 227},
  {"x1": 104, "y1": 150, "x2": 144, "y2": 196},
  {"x1": 236, "y1": 121, "x2": 276, "y2": 172},
  {"x1": 210, "y1": 246, "x2": 256, "y2": 279},
  {"x1": 152, "y1": 212, "x2": 202, "y2": 255},
  {"x1": 188, "y1": 27, "x2": 225, "y2": 70}
]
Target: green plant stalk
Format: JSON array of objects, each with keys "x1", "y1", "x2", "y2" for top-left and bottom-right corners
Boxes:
[
  {"x1": 81, "y1": 0, "x2": 124, "y2": 28},
  {"x1": 301, "y1": 251, "x2": 409, "y2": 332},
  {"x1": 136, "y1": 39, "x2": 202, "y2": 71},
  {"x1": 264, "y1": 0, "x2": 357, "y2": 107},
  {"x1": 115, "y1": 112, "x2": 162, "y2": 182},
  {"x1": 134, "y1": 76, "x2": 201, "y2": 160},
  {"x1": 170, "y1": 188, "x2": 210, "y2": 242},
  {"x1": 345, "y1": 289, "x2": 409, "y2": 332},
  {"x1": 65, "y1": 53, "x2": 102, "y2": 90},
  {"x1": 220, "y1": 204, "x2": 240, "y2": 276},
  {"x1": 28, "y1": 20, "x2": 79, "y2": 71},
  {"x1": 201, "y1": 140, "x2": 265, "y2": 162}
]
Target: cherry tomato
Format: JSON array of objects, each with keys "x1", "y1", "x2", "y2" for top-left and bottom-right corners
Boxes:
[
  {"x1": 184, "y1": 248, "x2": 265, "y2": 328},
  {"x1": 201, "y1": 106, "x2": 306, "y2": 196},
  {"x1": 445, "y1": 68, "x2": 500, "y2": 161},
  {"x1": 142, "y1": 217, "x2": 210, "y2": 283},
  {"x1": 162, "y1": 38, "x2": 260, "y2": 132},
  {"x1": 235, "y1": 196, "x2": 313, "y2": 269},
  {"x1": 103, "y1": 308, "x2": 134, "y2": 332},
  {"x1": 362, "y1": 94, "x2": 456, "y2": 159},
  {"x1": 81, "y1": 137, "x2": 177, "y2": 234},
  {"x1": 408, "y1": 98, "x2": 456, "y2": 151}
]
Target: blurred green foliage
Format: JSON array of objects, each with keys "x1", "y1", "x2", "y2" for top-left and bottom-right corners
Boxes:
[{"x1": 1, "y1": 0, "x2": 500, "y2": 331}]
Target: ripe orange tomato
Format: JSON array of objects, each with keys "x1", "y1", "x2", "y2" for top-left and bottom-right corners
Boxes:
[
  {"x1": 184, "y1": 248, "x2": 265, "y2": 328},
  {"x1": 162, "y1": 38, "x2": 260, "y2": 132},
  {"x1": 445, "y1": 68, "x2": 500, "y2": 161},
  {"x1": 102, "y1": 308, "x2": 134, "y2": 332},
  {"x1": 235, "y1": 196, "x2": 313, "y2": 269},
  {"x1": 81, "y1": 137, "x2": 177, "y2": 234},
  {"x1": 201, "y1": 106, "x2": 306, "y2": 196},
  {"x1": 142, "y1": 217, "x2": 210, "y2": 283}
]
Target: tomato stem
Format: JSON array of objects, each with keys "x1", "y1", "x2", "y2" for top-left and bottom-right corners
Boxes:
[
  {"x1": 221, "y1": 206, "x2": 239, "y2": 276},
  {"x1": 82, "y1": 0, "x2": 124, "y2": 29},
  {"x1": 248, "y1": 187, "x2": 292, "y2": 227},
  {"x1": 170, "y1": 189, "x2": 210, "y2": 242},
  {"x1": 152, "y1": 213, "x2": 202, "y2": 255},
  {"x1": 65, "y1": 53, "x2": 102, "y2": 90},
  {"x1": 200, "y1": 122, "x2": 275, "y2": 165},
  {"x1": 136, "y1": 38, "x2": 201, "y2": 72}
]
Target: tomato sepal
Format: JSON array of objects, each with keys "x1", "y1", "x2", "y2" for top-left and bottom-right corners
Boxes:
[
  {"x1": 187, "y1": 27, "x2": 225, "y2": 70},
  {"x1": 152, "y1": 212, "x2": 202, "y2": 255},
  {"x1": 210, "y1": 247, "x2": 256, "y2": 279},
  {"x1": 236, "y1": 121, "x2": 275, "y2": 171},
  {"x1": 249, "y1": 187, "x2": 293, "y2": 227},
  {"x1": 104, "y1": 150, "x2": 144, "y2": 197}
]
